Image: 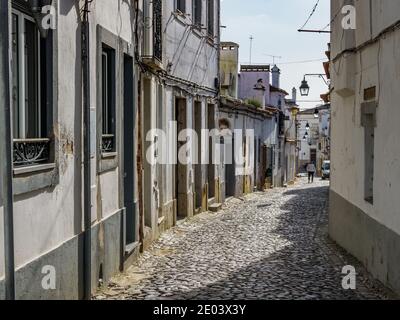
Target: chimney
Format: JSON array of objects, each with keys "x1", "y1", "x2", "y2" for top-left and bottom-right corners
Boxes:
[
  {"x1": 252, "y1": 79, "x2": 266, "y2": 108},
  {"x1": 292, "y1": 87, "x2": 297, "y2": 103},
  {"x1": 271, "y1": 65, "x2": 280, "y2": 88}
]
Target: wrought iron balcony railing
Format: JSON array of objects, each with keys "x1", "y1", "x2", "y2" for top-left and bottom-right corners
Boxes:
[
  {"x1": 13, "y1": 138, "x2": 51, "y2": 167},
  {"x1": 101, "y1": 134, "x2": 115, "y2": 153},
  {"x1": 153, "y1": 0, "x2": 162, "y2": 61}
]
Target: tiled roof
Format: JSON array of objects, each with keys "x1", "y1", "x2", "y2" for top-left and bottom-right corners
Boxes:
[{"x1": 270, "y1": 85, "x2": 289, "y2": 96}]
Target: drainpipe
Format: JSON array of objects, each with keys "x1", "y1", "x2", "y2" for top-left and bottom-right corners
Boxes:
[
  {"x1": 0, "y1": 0, "x2": 16, "y2": 300},
  {"x1": 82, "y1": 0, "x2": 92, "y2": 300}
]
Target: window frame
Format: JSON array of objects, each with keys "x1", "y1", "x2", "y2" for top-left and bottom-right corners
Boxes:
[
  {"x1": 97, "y1": 25, "x2": 121, "y2": 173},
  {"x1": 207, "y1": 0, "x2": 214, "y2": 38},
  {"x1": 192, "y1": 0, "x2": 202, "y2": 28},
  {"x1": 10, "y1": 1, "x2": 59, "y2": 195},
  {"x1": 11, "y1": 10, "x2": 42, "y2": 139},
  {"x1": 101, "y1": 44, "x2": 117, "y2": 154},
  {"x1": 176, "y1": 0, "x2": 186, "y2": 14}
]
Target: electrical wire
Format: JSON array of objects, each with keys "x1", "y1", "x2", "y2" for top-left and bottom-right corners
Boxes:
[
  {"x1": 298, "y1": 0, "x2": 321, "y2": 31},
  {"x1": 239, "y1": 58, "x2": 326, "y2": 66},
  {"x1": 277, "y1": 58, "x2": 327, "y2": 65},
  {"x1": 321, "y1": 6, "x2": 342, "y2": 31}
]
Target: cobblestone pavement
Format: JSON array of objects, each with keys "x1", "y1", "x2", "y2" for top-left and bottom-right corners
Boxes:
[{"x1": 94, "y1": 178, "x2": 396, "y2": 300}]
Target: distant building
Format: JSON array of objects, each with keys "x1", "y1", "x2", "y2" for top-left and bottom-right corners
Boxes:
[
  {"x1": 297, "y1": 108, "x2": 320, "y2": 172},
  {"x1": 219, "y1": 47, "x2": 280, "y2": 194},
  {"x1": 220, "y1": 42, "x2": 239, "y2": 98},
  {"x1": 297, "y1": 104, "x2": 330, "y2": 175}
]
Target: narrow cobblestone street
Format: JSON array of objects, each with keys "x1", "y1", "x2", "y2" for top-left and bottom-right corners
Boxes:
[{"x1": 95, "y1": 179, "x2": 394, "y2": 300}]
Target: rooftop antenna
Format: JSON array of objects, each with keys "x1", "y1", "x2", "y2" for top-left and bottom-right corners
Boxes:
[
  {"x1": 249, "y1": 35, "x2": 254, "y2": 64},
  {"x1": 264, "y1": 54, "x2": 282, "y2": 65}
]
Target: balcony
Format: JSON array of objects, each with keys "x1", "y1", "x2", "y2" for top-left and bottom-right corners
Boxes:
[
  {"x1": 142, "y1": 0, "x2": 163, "y2": 71},
  {"x1": 153, "y1": 0, "x2": 162, "y2": 61}
]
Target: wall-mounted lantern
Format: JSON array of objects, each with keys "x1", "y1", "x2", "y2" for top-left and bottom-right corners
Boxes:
[
  {"x1": 299, "y1": 78, "x2": 310, "y2": 97},
  {"x1": 299, "y1": 74, "x2": 329, "y2": 97}
]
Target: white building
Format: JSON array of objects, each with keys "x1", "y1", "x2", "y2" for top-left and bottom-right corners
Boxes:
[
  {"x1": 0, "y1": 0, "x2": 142, "y2": 299},
  {"x1": 284, "y1": 89, "x2": 300, "y2": 185},
  {"x1": 140, "y1": 0, "x2": 221, "y2": 247},
  {"x1": 0, "y1": 0, "x2": 221, "y2": 299},
  {"x1": 329, "y1": 0, "x2": 400, "y2": 294}
]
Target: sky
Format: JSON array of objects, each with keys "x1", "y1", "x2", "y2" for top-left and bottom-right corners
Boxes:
[{"x1": 221, "y1": 0, "x2": 330, "y2": 110}]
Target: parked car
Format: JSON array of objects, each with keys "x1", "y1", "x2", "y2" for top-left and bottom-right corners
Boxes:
[{"x1": 321, "y1": 160, "x2": 331, "y2": 180}]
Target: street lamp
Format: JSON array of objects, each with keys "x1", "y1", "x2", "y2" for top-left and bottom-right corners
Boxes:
[
  {"x1": 299, "y1": 74, "x2": 329, "y2": 97},
  {"x1": 299, "y1": 78, "x2": 310, "y2": 97}
]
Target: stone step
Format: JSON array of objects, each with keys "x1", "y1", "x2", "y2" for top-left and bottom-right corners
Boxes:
[{"x1": 209, "y1": 203, "x2": 222, "y2": 212}]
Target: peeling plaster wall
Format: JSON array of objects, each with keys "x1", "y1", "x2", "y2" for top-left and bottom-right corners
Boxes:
[{"x1": 0, "y1": 0, "x2": 138, "y2": 296}]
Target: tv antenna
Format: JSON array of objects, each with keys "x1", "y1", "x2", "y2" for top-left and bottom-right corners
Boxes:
[
  {"x1": 249, "y1": 35, "x2": 254, "y2": 64},
  {"x1": 264, "y1": 54, "x2": 282, "y2": 65}
]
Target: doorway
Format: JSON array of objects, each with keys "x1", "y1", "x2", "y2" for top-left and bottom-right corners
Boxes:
[
  {"x1": 207, "y1": 104, "x2": 215, "y2": 200},
  {"x1": 175, "y1": 97, "x2": 189, "y2": 219},
  {"x1": 254, "y1": 137, "x2": 258, "y2": 190},
  {"x1": 225, "y1": 133, "x2": 235, "y2": 197},
  {"x1": 143, "y1": 78, "x2": 153, "y2": 228},
  {"x1": 123, "y1": 55, "x2": 136, "y2": 247},
  {"x1": 194, "y1": 101, "x2": 203, "y2": 211}
]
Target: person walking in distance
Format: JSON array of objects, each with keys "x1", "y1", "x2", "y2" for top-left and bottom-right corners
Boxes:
[{"x1": 307, "y1": 162, "x2": 316, "y2": 183}]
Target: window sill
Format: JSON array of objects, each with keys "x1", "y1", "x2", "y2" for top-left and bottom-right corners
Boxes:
[
  {"x1": 13, "y1": 163, "x2": 59, "y2": 196},
  {"x1": 99, "y1": 153, "x2": 119, "y2": 173},
  {"x1": 13, "y1": 163, "x2": 56, "y2": 176},
  {"x1": 365, "y1": 197, "x2": 374, "y2": 205},
  {"x1": 102, "y1": 152, "x2": 118, "y2": 159},
  {"x1": 192, "y1": 26, "x2": 203, "y2": 38},
  {"x1": 173, "y1": 10, "x2": 187, "y2": 18},
  {"x1": 207, "y1": 35, "x2": 215, "y2": 45},
  {"x1": 172, "y1": 11, "x2": 188, "y2": 26}
]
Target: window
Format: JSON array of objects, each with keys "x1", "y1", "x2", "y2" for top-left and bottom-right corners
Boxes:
[
  {"x1": 361, "y1": 101, "x2": 377, "y2": 205},
  {"x1": 193, "y1": 0, "x2": 202, "y2": 27},
  {"x1": 207, "y1": 0, "x2": 214, "y2": 37},
  {"x1": 12, "y1": 8, "x2": 51, "y2": 168},
  {"x1": 176, "y1": 0, "x2": 186, "y2": 13},
  {"x1": 101, "y1": 45, "x2": 116, "y2": 154}
]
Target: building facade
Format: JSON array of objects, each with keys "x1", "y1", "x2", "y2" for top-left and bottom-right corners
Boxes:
[
  {"x1": 0, "y1": 0, "x2": 221, "y2": 299},
  {"x1": 329, "y1": 0, "x2": 400, "y2": 294},
  {"x1": 219, "y1": 45, "x2": 297, "y2": 192},
  {"x1": 140, "y1": 0, "x2": 221, "y2": 247},
  {"x1": 284, "y1": 91, "x2": 299, "y2": 185}
]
